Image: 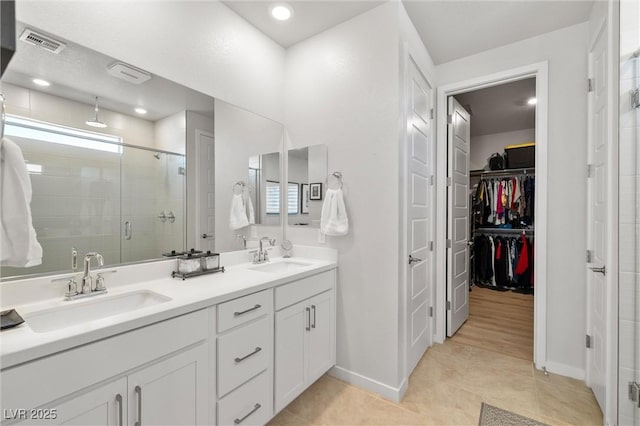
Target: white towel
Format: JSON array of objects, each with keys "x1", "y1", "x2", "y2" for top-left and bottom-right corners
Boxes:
[
  {"x1": 229, "y1": 193, "x2": 249, "y2": 230},
  {"x1": 243, "y1": 189, "x2": 255, "y2": 225},
  {"x1": 0, "y1": 137, "x2": 43, "y2": 267},
  {"x1": 320, "y1": 188, "x2": 349, "y2": 236}
]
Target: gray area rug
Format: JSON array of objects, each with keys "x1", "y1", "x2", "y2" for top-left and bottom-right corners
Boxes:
[{"x1": 478, "y1": 403, "x2": 550, "y2": 426}]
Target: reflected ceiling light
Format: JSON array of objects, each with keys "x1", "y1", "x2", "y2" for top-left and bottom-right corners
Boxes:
[
  {"x1": 527, "y1": 97, "x2": 537, "y2": 105},
  {"x1": 32, "y1": 78, "x2": 50, "y2": 87},
  {"x1": 86, "y1": 96, "x2": 108, "y2": 128},
  {"x1": 270, "y1": 3, "x2": 293, "y2": 21},
  {"x1": 134, "y1": 107, "x2": 148, "y2": 115}
]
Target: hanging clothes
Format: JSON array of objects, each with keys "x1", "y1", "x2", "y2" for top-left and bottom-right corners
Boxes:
[{"x1": 472, "y1": 175, "x2": 535, "y2": 228}]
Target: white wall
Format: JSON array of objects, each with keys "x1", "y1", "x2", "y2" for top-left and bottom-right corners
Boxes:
[
  {"x1": 618, "y1": 1, "x2": 639, "y2": 424},
  {"x1": 470, "y1": 128, "x2": 535, "y2": 170},
  {"x1": 214, "y1": 100, "x2": 283, "y2": 253},
  {"x1": 16, "y1": 0, "x2": 285, "y2": 123},
  {"x1": 285, "y1": 2, "x2": 402, "y2": 391},
  {"x1": 155, "y1": 112, "x2": 187, "y2": 155},
  {"x1": 437, "y1": 23, "x2": 589, "y2": 376}
]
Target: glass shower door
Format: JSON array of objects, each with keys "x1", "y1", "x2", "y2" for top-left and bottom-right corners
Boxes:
[
  {"x1": 619, "y1": 1, "x2": 640, "y2": 423},
  {"x1": 120, "y1": 147, "x2": 185, "y2": 264}
]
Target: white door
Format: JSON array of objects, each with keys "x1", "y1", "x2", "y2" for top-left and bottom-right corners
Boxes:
[
  {"x1": 406, "y1": 58, "x2": 434, "y2": 372},
  {"x1": 128, "y1": 344, "x2": 209, "y2": 425},
  {"x1": 307, "y1": 290, "x2": 336, "y2": 384},
  {"x1": 586, "y1": 24, "x2": 608, "y2": 412},
  {"x1": 447, "y1": 97, "x2": 470, "y2": 337},
  {"x1": 195, "y1": 130, "x2": 215, "y2": 251},
  {"x1": 21, "y1": 378, "x2": 126, "y2": 426},
  {"x1": 274, "y1": 301, "x2": 307, "y2": 412}
]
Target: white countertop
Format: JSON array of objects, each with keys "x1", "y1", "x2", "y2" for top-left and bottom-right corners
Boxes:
[{"x1": 0, "y1": 246, "x2": 337, "y2": 370}]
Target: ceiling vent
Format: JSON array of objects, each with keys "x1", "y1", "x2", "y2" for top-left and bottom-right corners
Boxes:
[
  {"x1": 19, "y1": 29, "x2": 66, "y2": 54},
  {"x1": 107, "y1": 62, "x2": 152, "y2": 84}
]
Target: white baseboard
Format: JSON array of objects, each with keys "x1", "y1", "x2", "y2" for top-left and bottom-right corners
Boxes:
[
  {"x1": 328, "y1": 366, "x2": 407, "y2": 402},
  {"x1": 544, "y1": 361, "x2": 586, "y2": 381}
]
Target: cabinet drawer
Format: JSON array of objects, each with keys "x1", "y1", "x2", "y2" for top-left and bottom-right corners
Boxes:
[
  {"x1": 218, "y1": 289, "x2": 272, "y2": 333},
  {"x1": 275, "y1": 270, "x2": 334, "y2": 311},
  {"x1": 218, "y1": 316, "x2": 272, "y2": 397},
  {"x1": 218, "y1": 370, "x2": 272, "y2": 426}
]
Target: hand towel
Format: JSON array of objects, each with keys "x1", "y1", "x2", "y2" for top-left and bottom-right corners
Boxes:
[
  {"x1": 1, "y1": 137, "x2": 43, "y2": 267},
  {"x1": 320, "y1": 188, "x2": 349, "y2": 236},
  {"x1": 229, "y1": 193, "x2": 249, "y2": 230},
  {"x1": 243, "y1": 189, "x2": 255, "y2": 225}
]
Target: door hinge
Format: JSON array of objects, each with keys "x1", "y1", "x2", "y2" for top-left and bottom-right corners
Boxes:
[
  {"x1": 586, "y1": 249, "x2": 592, "y2": 263},
  {"x1": 446, "y1": 239, "x2": 452, "y2": 249},
  {"x1": 588, "y1": 78, "x2": 593, "y2": 92},
  {"x1": 446, "y1": 301, "x2": 451, "y2": 311},
  {"x1": 586, "y1": 334, "x2": 592, "y2": 349},
  {"x1": 429, "y1": 241, "x2": 434, "y2": 251},
  {"x1": 446, "y1": 177, "x2": 452, "y2": 186},
  {"x1": 430, "y1": 108, "x2": 434, "y2": 120},
  {"x1": 429, "y1": 175, "x2": 435, "y2": 186},
  {"x1": 587, "y1": 164, "x2": 593, "y2": 178},
  {"x1": 447, "y1": 114, "x2": 453, "y2": 124},
  {"x1": 629, "y1": 382, "x2": 640, "y2": 407},
  {"x1": 429, "y1": 306, "x2": 433, "y2": 317}
]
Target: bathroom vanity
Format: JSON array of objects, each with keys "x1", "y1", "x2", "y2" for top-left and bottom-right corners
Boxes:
[{"x1": 0, "y1": 246, "x2": 337, "y2": 426}]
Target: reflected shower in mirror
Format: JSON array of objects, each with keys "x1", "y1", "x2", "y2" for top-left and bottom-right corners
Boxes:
[
  {"x1": 0, "y1": 23, "x2": 213, "y2": 279},
  {"x1": 287, "y1": 145, "x2": 328, "y2": 228}
]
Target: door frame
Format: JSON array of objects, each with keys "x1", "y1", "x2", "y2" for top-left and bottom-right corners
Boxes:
[
  {"x1": 399, "y1": 42, "x2": 436, "y2": 396},
  {"x1": 435, "y1": 61, "x2": 549, "y2": 370}
]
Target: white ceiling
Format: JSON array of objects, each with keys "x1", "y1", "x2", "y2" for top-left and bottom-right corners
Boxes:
[
  {"x1": 404, "y1": 0, "x2": 594, "y2": 64},
  {"x1": 221, "y1": 1, "x2": 384, "y2": 48},
  {"x1": 3, "y1": 23, "x2": 214, "y2": 122},
  {"x1": 454, "y1": 77, "x2": 536, "y2": 136},
  {"x1": 223, "y1": 0, "x2": 593, "y2": 63}
]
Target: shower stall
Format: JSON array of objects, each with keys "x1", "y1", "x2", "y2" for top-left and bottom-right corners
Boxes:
[
  {"x1": 619, "y1": 1, "x2": 640, "y2": 424},
  {"x1": 0, "y1": 116, "x2": 186, "y2": 279}
]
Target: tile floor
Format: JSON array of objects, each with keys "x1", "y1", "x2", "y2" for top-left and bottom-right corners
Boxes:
[{"x1": 268, "y1": 340, "x2": 603, "y2": 426}]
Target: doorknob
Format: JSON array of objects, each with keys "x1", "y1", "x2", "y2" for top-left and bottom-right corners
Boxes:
[
  {"x1": 589, "y1": 265, "x2": 606, "y2": 275},
  {"x1": 202, "y1": 233, "x2": 214, "y2": 239},
  {"x1": 408, "y1": 255, "x2": 423, "y2": 265}
]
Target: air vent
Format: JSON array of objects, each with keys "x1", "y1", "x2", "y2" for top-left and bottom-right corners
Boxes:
[
  {"x1": 19, "y1": 29, "x2": 66, "y2": 54},
  {"x1": 107, "y1": 62, "x2": 152, "y2": 84}
]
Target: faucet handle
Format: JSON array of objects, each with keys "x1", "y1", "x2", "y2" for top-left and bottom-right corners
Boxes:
[
  {"x1": 268, "y1": 238, "x2": 276, "y2": 247},
  {"x1": 95, "y1": 270, "x2": 117, "y2": 292},
  {"x1": 52, "y1": 275, "x2": 79, "y2": 299}
]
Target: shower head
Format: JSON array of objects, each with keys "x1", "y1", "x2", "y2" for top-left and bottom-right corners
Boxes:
[{"x1": 153, "y1": 152, "x2": 161, "y2": 160}]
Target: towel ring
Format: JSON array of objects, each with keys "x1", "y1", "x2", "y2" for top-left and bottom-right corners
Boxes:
[
  {"x1": 233, "y1": 180, "x2": 247, "y2": 195},
  {"x1": 328, "y1": 171, "x2": 343, "y2": 189}
]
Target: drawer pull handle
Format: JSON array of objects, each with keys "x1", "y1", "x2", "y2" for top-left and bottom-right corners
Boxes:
[
  {"x1": 234, "y1": 403, "x2": 261, "y2": 424},
  {"x1": 306, "y1": 307, "x2": 311, "y2": 331},
  {"x1": 235, "y1": 346, "x2": 262, "y2": 363},
  {"x1": 115, "y1": 394, "x2": 123, "y2": 426},
  {"x1": 311, "y1": 304, "x2": 316, "y2": 329},
  {"x1": 234, "y1": 304, "x2": 261, "y2": 316},
  {"x1": 135, "y1": 385, "x2": 142, "y2": 426}
]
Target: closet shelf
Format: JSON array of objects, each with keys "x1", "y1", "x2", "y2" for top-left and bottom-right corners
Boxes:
[
  {"x1": 470, "y1": 167, "x2": 535, "y2": 178},
  {"x1": 474, "y1": 227, "x2": 534, "y2": 235}
]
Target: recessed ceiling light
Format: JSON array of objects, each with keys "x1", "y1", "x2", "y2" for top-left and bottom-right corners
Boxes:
[
  {"x1": 270, "y1": 3, "x2": 293, "y2": 21},
  {"x1": 32, "y1": 78, "x2": 50, "y2": 87},
  {"x1": 134, "y1": 107, "x2": 147, "y2": 115},
  {"x1": 527, "y1": 97, "x2": 537, "y2": 105}
]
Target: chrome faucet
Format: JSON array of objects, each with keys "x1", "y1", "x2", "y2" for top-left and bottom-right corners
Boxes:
[
  {"x1": 82, "y1": 252, "x2": 104, "y2": 295},
  {"x1": 252, "y1": 237, "x2": 275, "y2": 264}
]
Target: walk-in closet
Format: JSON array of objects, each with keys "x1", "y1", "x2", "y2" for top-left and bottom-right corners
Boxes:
[{"x1": 446, "y1": 78, "x2": 537, "y2": 361}]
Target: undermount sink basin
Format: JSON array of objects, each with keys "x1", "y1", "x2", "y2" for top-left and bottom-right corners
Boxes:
[
  {"x1": 249, "y1": 261, "x2": 312, "y2": 273},
  {"x1": 24, "y1": 290, "x2": 172, "y2": 333}
]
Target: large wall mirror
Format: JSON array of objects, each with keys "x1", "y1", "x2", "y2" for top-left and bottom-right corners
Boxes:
[
  {"x1": 287, "y1": 145, "x2": 328, "y2": 228},
  {"x1": 0, "y1": 23, "x2": 284, "y2": 280}
]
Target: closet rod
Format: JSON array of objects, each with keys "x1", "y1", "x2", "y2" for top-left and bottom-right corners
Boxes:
[
  {"x1": 474, "y1": 228, "x2": 534, "y2": 235},
  {"x1": 470, "y1": 167, "x2": 535, "y2": 178}
]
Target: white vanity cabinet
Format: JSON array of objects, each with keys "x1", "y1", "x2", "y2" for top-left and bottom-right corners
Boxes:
[
  {"x1": 1, "y1": 310, "x2": 211, "y2": 426},
  {"x1": 274, "y1": 270, "x2": 336, "y2": 413}
]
